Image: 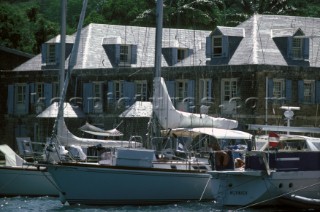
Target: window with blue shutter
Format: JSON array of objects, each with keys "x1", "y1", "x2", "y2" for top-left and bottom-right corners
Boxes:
[
  {"x1": 316, "y1": 81, "x2": 320, "y2": 104},
  {"x1": 124, "y1": 81, "x2": 135, "y2": 107},
  {"x1": 298, "y1": 80, "x2": 304, "y2": 103},
  {"x1": 24, "y1": 85, "x2": 30, "y2": 114},
  {"x1": 7, "y1": 85, "x2": 14, "y2": 115},
  {"x1": 41, "y1": 44, "x2": 47, "y2": 64},
  {"x1": 131, "y1": 45, "x2": 137, "y2": 64},
  {"x1": 285, "y1": 80, "x2": 292, "y2": 103},
  {"x1": 165, "y1": 81, "x2": 175, "y2": 104},
  {"x1": 83, "y1": 83, "x2": 93, "y2": 113},
  {"x1": 222, "y1": 36, "x2": 229, "y2": 57},
  {"x1": 205, "y1": 36, "x2": 212, "y2": 58},
  {"x1": 29, "y1": 83, "x2": 35, "y2": 104},
  {"x1": 44, "y1": 83, "x2": 52, "y2": 107},
  {"x1": 303, "y1": 38, "x2": 309, "y2": 60},
  {"x1": 187, "y1": 80, "x2": 195, "y2": 112}
]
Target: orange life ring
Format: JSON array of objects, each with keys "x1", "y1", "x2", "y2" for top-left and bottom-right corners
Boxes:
[{"x1": 215, "y1": 151, "x2": 229, "y2": 167}]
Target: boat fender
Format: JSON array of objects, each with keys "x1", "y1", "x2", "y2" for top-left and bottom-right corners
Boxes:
[{"x1": 215, "y1": 151, "x2": 229, "y2": 167}]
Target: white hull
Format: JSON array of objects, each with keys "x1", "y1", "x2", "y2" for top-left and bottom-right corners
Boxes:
[
  {"x1": 48, "y1": 163, "x2": 213, "y2": 205},
  {"x1": 0, "y1": 166, "x2": 58, "y2": 197},
  {"x1": 210, "y1": 170, "x2": 320, "y2": 206}
]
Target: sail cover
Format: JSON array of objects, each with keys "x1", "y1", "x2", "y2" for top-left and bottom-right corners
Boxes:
[
  {"x1": 56, "y1": 119, "x2": 141, "y2": 148},
  {"x1": 153, "y1": 77, "x2": 238, "y2": 130},
  {"x1": 79, "y1": 122, "x2": 123, "y2": 137},
  {"x1": 162, "y1": 128, "x2": 252, "y2": 140}
]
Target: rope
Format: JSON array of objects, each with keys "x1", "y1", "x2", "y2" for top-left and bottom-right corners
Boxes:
[{"x1": 199, "y1": 175, "x2": 212, "y2": 201}]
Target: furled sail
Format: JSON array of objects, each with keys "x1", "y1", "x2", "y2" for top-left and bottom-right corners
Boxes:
[
  {"x1": 79, "y1": 122, "x2": 123, "y2": 137},
  {"x1": 57, "y1": 119, "x2": 140, "y2": 148},
  {"x1": 153, "y1": 77, "x2": 238, "y2": 130}
]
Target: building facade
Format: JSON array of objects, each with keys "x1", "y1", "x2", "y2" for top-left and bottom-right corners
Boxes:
[{"x1": 1, "y1": 14, "x2": 320, "y2": 149}]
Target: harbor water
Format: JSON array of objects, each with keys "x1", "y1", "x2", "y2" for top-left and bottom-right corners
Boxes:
[{"x1": 0, "y1": 196, "x2": 302, "y2": 211}]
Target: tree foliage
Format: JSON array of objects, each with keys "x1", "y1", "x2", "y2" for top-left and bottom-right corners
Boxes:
[{"x1": 1, "y1": 0, "x2": 320, "y2": 54}]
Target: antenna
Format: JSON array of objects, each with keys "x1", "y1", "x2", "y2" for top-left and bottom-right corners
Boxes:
[{"x1": 280, "y1": 106, "x2": 300, "y2": 135}]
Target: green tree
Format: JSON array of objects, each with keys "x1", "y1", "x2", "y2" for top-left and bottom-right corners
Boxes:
[{"x1": 0, "y1": 3, "x2": 35, "y2": 53}]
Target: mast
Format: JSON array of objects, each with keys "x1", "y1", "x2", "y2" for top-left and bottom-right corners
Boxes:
[
  {"x1": 50, "y1": 0, "x2": 88, "y2": 142},
  {"x1": 154, "y1": 0, "x2": 163, "y2": 78},
  {"x1": 58, "y1": 0, "x2": 66, "y2": 136}
]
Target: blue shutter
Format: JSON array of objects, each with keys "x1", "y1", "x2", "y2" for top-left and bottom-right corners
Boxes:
[
  {"x1": 208, "y1": 79, "x2": 212, "y2": 100},
  {"x1": 222, "y1": 36, "x2": 229, "y2": 57},
  {"x1": 165, "y1": 81, "x2": 175, "y2": 104},
  {"x1": 107, "y1": 81, "x2": 114, "y2": 106},
  {"x1": 83, "y1": 83, "x2": 93, "y2": 113},
  {"x1": 285, "y1": 80, "x2": 292, "y2": 103},
  {"x1": 187, "y1": 80, "x2": 195, "y2": 112},
  {"x1": 124, "y1": 81, "x2": 135, "y2": 107},
  {"x1": 316, "y1": 81, "x2": 320, "y2": 103},
  {"x1": 287, "y1": 37, "x2": 292, "y2": 58},
  {"x1": 268, "y1": 79, "x2": 273, "y2": 99},
  {"x1": 7, "y1": 85, "x2": 14, "y2": 115},
  {"x1": 41, "y1": 44, "x2": 47, "y2": 64},
  {"x1": 25, "y1": 85, "x2": 30, "y2": 114},
  {"x1": 44, "y1": 83, "x2": 52, "y2": 107},
  {"x1": 131, "y1": 45, "x2": 137, "y2": 64},
  {"x1": 303, "y1": 38, "x2": 309, "y2": 59},
  {"x1": 172, "y1": 48, "x2": 178, "y2": 65},
  {"x1": 115, "y1": 44, "x2": 120, "y2": 65},
  {"x1": 55, "y1": 43, "x2": 61, "y2": 66},
  {"x1": 187, "y1": 80, "x2": 195, "y2": 98},
  {"x1": 205, "y1": 36, "x2": 212, "y2": 58},
  {"x1": 298, "y1": 80, "x2": 304, "y2": 103},
  {"x1": 29, "y1": 83, "x2": 35, "y2": 104}
]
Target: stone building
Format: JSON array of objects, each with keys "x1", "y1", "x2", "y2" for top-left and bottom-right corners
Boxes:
[{"x1": 1, "y1": 14, "x2": 320, "y2": 150}]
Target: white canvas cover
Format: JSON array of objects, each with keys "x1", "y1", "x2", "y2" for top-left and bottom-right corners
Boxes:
[
  {"x1": 79, "y1": 122, "x2": 123, "y2": 137},
  {"x1": 162, "y1": 128, "x2": 252, "y2": 140},
  {"x1": 0, "y1": 144, "x2": 26, "y2": 166},
  {"x1": 153, "y1": 77, "x2": 238, "y2": 130},
  {"x1": 56, "y1": 119, "x2": 142, "y2": 148}
]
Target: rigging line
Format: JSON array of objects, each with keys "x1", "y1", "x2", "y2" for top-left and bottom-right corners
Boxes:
[
  {"x1": 236, "y1": 180, "x2": 320, "y2": 211},
  {"x1": 199, "y1": 175, "x2": 212, "y2": 201}
]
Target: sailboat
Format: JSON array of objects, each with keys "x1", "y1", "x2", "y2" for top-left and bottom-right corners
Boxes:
[
  {"x1": 208, "y1": 107, "x2": 320, "y2": 209},
  {"x1": 41, "y1": 0, "x2": 256, "y2": 206}
]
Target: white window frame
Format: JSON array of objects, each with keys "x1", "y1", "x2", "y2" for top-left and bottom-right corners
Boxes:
[
  {"x1": 199, "y1": 79, "x2": 211, "y2": 104},
  {"x1": 292, "y1": 37, "x2": 303, "y2": 60},
  {"x1": 120, "y1": 45, "x2": 130, "y2": 65},
  {"x1": 221, "y1": 78, "x2": 237, "y2": 102},
  {"x1": 212, "y1": 36, "x2": 222, "y2": 57},
  {"x1": 135, "y1": 80, "x2": 147, "y2": 101},
  {"x1": 273, "y1": 79, "x2": 285, "y2": 99},
  {"x1": 114, "y1": 80, "x2": 124, "y2": 101},
  {"x1": 176, "y1": 80, "x2": 188, "y2": 101},
  {"x1": 47, "y1": 43, "x2": 56, "y2": 64},
  {"x1": 92, "y1": 82, "x2": 103, "y2": 113},
  {"x1": 15, "y1": 84, "x2": 26, "y2": 104},
  {"x1": 303, "y1": 80, "x2": 315, "y2": 103}
]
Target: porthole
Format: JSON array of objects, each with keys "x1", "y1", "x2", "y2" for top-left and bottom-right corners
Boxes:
[{"x1": 279, "y1": 183, "x2": 283, "y2": 188}]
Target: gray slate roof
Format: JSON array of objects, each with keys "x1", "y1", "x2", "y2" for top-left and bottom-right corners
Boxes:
[{"x1": 14, "y1": 14, "x2": 320, "y2": 71}]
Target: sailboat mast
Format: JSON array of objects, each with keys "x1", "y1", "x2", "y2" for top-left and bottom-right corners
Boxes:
[
  {"x1": 58, "y1": 0, "x2": 66, "y2": 136},
  {"x1": 50, "y1": 0, "x2": 88, "y2": 140},
  {"x1": 154, "y1": 0, "x2": 163, "y2": 78}
]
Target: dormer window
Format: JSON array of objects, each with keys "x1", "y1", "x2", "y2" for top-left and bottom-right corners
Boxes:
[
  {"x1": 212, "y1": 36, "x2": 222, "y2": 57},
  {"x1": 103, "y1": 38, "x2": 137, "y2": 67},
  {"x1": 120, "y1": 45, "x2": 129, "y2": 63},
  {"x1": 47, "y1": 44, "x2": 56, "y2": 64},
  {"x1": 177, "y1": 48, "x2": 188, "y2": 62},
  {"x1": 292, "y1": 37, "x2": 303, "y2": 59}
]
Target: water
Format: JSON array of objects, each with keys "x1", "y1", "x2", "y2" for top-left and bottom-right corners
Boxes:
[{"x1": 0, "y1": 197, "x2": 301, "y2": 212}]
